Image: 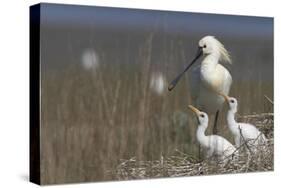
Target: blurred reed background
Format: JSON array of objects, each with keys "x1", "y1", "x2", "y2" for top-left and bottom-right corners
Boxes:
[{"x1": 39, "y1": 3, "x2": 273, "y2": 184}]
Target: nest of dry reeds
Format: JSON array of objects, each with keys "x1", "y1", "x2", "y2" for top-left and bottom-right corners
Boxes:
[{"x1": 111, "y1": 113, "x2": 273, "y2": 180}]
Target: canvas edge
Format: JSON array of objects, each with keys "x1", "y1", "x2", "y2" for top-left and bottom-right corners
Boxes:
[{"x1": 29, "y1": 3, "x2": 41, "y2": 185}]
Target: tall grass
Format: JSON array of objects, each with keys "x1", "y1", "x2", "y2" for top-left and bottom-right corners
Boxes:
[{"x1": 40, "y1": 32, "x2": 273, "y2": 184}]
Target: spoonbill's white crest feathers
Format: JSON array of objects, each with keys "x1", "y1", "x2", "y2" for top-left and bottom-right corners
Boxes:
[
  {"x1": 199, "y1": 36, "x2": 232, "y2": 64},
  {"x1": 188, "y1": 105, "x2": 236, "y2": 159},
  {"x1": 169, "y1": 36, "x2": 232, "y2": 134},
  {"x1": 219, "y1": 93, "x2": 267, "y2": 149}
]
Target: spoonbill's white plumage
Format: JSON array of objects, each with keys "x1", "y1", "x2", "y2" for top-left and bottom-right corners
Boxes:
[
  {"x1": 188, "y1": 105, "x2": 236, "y2": 159},
  {"x1": 220, "y1": 93, "x2": 267, "y2": 149},
  {"x1": 169, "y1": 36, "x2": 232, "y2": 134}
]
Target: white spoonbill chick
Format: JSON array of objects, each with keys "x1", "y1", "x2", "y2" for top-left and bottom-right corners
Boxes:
[
  {"x1": 169, "y1": 36, "x2": 232, "y2": 134},
  {"x1": 220, "y1": 93, "x2": 267, "y2": 149},
  {"x1": 188, "y1": 105, "x2": 236, "y2": 160}
]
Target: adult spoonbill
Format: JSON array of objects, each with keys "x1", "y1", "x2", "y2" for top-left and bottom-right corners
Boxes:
[
  {"x1": 169, "y1": 36, "x2": 232, "y2": 134},
  {"x1": 188, "y1": 105, "x2": 236, "y2": 159},
  {"x1": 219, "y1": 93, "x2": 267, "y2": 149}
]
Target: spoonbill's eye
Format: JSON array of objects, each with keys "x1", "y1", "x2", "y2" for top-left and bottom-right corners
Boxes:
[
  {"x1": 230, "y1": 99, "x2": 235, "y2": 103},
  {"x1": 203, "y1": 44, "x2": 207, "y2": 48},
  {"x1": 200, "y1": 114, "x2": 205, "y2": 118}
]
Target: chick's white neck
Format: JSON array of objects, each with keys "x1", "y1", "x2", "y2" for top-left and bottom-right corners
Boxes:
[
  {"x1": 196, "y1": 124, "x2": 209, "y2": 148},
  {"x1": 227, "y1": 110, "x2": 240, "y2": 135}
]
